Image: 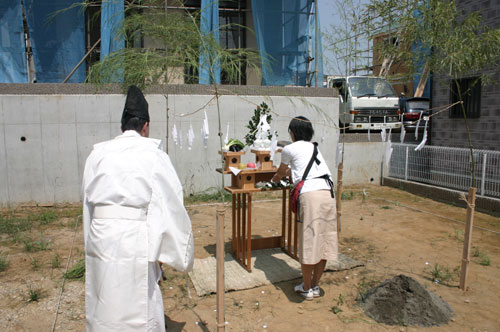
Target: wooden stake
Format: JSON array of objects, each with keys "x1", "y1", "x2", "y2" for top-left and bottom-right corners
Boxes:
[
  {"x1": 216, "y1": 205, "x2": 225, "y2": 331},
  {"x1": 336, "y1": 162, "x2": 343, "y2": 240},
  {"x1": 459, "y1": 187, "x2": 477, "y2": 291}
]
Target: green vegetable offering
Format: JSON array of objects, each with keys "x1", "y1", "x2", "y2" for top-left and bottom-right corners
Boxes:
[{"x1": 223, "y1": 139, "x2": 245, "y2": 152}]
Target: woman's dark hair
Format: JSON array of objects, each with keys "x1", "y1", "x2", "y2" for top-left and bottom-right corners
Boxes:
[
  {"x1": 288, "y1": 116, "x2": 314, "y2": 141},
  {"x1": 121, "y1": 115, "x2": 148, "y2": 133}
]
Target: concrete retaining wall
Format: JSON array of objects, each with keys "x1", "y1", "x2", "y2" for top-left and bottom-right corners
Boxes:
[
  {"x1": 383, "y1": 177, "x2": 500, "y2": 217},
  {"x1": 0, "y1": 84, "x2": 344, "y2": 206},
  {"x1": 341, "y1": 142, "x2": 386, "y2": 186}
]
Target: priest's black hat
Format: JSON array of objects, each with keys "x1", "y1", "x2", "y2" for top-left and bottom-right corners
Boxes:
[{"x1": 122, "y1": 85, "x2": 149, "y2": 123}]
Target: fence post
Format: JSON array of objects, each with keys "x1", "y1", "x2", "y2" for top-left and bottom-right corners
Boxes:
[
  {"x1": 481, "y1": 153, "x2": 487, "y2": 196},
  {"x1": 405, "y1": 146, "x2": 409, "y2": 181}
]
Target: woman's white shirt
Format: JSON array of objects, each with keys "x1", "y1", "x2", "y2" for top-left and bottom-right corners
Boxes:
[{"x1": 281, "y1": 140, "x2": 332, "y2": 194}]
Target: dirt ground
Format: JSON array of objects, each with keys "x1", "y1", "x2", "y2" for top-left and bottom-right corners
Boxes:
[{"x1": 1, "y1": 185, "x2": 499, "y2": 332}]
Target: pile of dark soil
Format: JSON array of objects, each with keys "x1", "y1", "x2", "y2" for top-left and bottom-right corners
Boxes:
[{"x1": 358, "y1": 275, "x2": 454, "y2": 327}]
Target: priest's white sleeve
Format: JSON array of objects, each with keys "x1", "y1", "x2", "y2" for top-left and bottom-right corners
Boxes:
[
  {"x1": 147, "y1": 151, "x2": 194, "y2": 272},
  {"x1": 81, "y1": 153, "x2": 95, "y2": 250}
]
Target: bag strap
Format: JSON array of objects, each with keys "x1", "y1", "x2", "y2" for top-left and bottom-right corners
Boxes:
[
  {"x1": 317, "y1": 174, "x2": 335, "y2": 198},
  {"x1": 301, "y1": 142, "x2": 320, "y2": 181}
]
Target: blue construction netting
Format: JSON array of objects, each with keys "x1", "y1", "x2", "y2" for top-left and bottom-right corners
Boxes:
[
  {"x1": 101, "y1": 0, "x2": 125, "y2": 59},
  {"x1": 251, "y1": 0, "x2": 323, "y2": 86},
  {"x1": 0, "y1": 1, "x2": 28, "y2": 83},
  {"x1": 199, "y1": 0, "x2": 221, "y2": 85},
  {"x1": 24, "y1": 0, "x2": 86, "y2": 83}
]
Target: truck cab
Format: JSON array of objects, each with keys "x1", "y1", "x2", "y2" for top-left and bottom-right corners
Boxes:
[{"x1": 328, "y1": 76, "x2": 401, "y2": 131}]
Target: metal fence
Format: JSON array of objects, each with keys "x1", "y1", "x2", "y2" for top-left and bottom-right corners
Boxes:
[{"x1": 388, "y1": 144, "x2": 500, "y2": 198}]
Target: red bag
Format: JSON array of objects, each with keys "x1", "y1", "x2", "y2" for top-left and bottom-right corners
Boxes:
[
  {"x1": 290, "y1": 180, "x2": 305, "y2": 213},
  {"x1": 290, "y1": 143, "x2": 319, "y2": 214}
]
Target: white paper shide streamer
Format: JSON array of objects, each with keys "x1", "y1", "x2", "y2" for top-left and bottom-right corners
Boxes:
[
  {"x1": 172, "y1": 123, "x2": 178, "y2": 145},
  {"x1": 336, "y1": 143, "x2": 343, "y2": 167},
  {"x1": 415, "y1": 118, "x2": 429, "y2": 151},
  {"x1": 400, "y1": 124, "x2": 406, "y2": 143},
  {"x1": 202, "y1": 109, "x2": 209, "y2": 148},
  {"x1": 269, "y1": 129, "x2": 278, "y2": 161},
  {"x1": 381, "y1": 127, "x2": 387, "y2": 142},
  {"x1": 384, "y1": 126, "x2": 393, "y2": 168},
  {"x1": 224, "y1": 123, "x2": 229, "y2": 145},
  {"x1": 415, "y1": 111, "x2": 423, "y2": 140},
  {"x1": 384, "y1": 140, "x2": 393, "y2": 168},
  {"x1": 187, "y1": 123, "x2": 195, "y2": 150},
  {"x1": 367, "y1": 116, "x2": 371, "y2": 142},
  {"x1": 179, "y1": 127, "x2": 183, "y2": 149}
]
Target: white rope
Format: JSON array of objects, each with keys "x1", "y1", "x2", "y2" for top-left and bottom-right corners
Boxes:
[
  {"x1": 51, "y1": 215, "x2": 82, "y2": 332},
  {"x1": 185, "y1": 198, "x2": 280, "y2": 208}
]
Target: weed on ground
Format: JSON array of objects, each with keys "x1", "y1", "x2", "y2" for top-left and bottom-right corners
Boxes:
[
  {"x1": 0, "y1": 252, "x2": 8, "y2": 272},
  {"x1": 27, "y1": 285, "x2": 42, "y2": 303},
  {"x1": 23, "y1": 233, "x2": 51, "y2": 252},
  {"x1": 425, "y1": 263, "x2": 460, "y2": 285},
  {"x1": 64, "y1": 259, "x2": 85, "y2": 280},
  {"x1": 472, "y1": 247, "x2": 491, "y2": 266}
]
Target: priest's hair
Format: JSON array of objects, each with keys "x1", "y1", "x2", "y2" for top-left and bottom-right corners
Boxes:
[{"x1": 121, "y1": 115, "x2": 148, "y2": 133}]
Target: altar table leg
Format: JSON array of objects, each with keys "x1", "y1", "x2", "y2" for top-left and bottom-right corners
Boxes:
[
  {"x1": 247, "y1": 193, "x2": 252, "y2": 272},
  {"x1": 287, "y1": 189, "x2": 292, "y2": 256},
  {"x1": 293, "y1": 212, "x2": 298, "y2": 258},
  {"x1": 232, "y1": 194, "x2": 236, "y2": 255},
  {"x1": 237, "y1": 194, "x2": 241, "y2": 261},
  {"x1": 242, "y1": 194, "x2": 247, "y2": 269},
  {"x1": 281, "y1": 188, "x2": 286, "y2": 248}
]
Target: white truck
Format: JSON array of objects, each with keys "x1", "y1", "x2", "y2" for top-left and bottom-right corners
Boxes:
[{"x1": 327, "y1": 76, "x2": 401, "y2": 131}]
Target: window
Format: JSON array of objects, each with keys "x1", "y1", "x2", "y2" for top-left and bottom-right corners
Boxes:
[
  {"x1": 449, "y1": 77, "x2": 481, "y2": 118},
  {"x1": 219, "y1": 5, "x2": 246, "y2": 84}
]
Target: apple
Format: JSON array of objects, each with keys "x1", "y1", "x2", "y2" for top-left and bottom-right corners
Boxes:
[
  {"x1": 247, "y1": 162, "x2": 256, "y2": 168},
  {"x1": 238, "y1": 163, "x2": 246, "y2": 169}
]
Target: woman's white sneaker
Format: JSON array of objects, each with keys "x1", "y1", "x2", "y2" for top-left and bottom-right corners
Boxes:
[
  {"x1": 312, "y1": 285, "x2": 321, "y2": 297},
  {"x1": 294, "y1": 283, "x2": 314, "y2": 301}
]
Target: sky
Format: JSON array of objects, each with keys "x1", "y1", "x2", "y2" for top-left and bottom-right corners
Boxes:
[{"x1": 318, "y1": 0, "x2": 371, "y2": 76}]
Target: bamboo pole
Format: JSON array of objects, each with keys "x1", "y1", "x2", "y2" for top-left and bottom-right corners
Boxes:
[
  {"x1": 336, "y1": 162, "x2": 343, "y2": 240},
  {"x1": 414, "y1": 62, "x2": 430, "y2": 98},
  {"x1": 459, "y1": 187, "x2": 477, "y2": 291},
  {"x1": 215, "y1": 205, "x2": 225, "y2": 331},
  {"x1": 63, "y1": 38, "x2": 101, "y2": 83}
]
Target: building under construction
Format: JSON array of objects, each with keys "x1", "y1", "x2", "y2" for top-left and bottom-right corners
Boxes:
[{"x1": 0, "y1": 0, "x2": 323, "y2": 87}]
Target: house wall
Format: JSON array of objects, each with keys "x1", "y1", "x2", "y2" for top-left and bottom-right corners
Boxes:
[
  {"x1": 0, "y1": 83, "x2": 341, "y2": 206},
  {"x1": 430, "y1": 0, "x2": 500, "y2": 151}
]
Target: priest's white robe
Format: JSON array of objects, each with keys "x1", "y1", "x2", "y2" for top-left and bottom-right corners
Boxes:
[{"x1": 82, "y1": 130, "x2": 194, "y2": 332}]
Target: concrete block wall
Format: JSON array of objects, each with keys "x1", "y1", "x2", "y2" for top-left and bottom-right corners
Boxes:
[
  {"x1": 431, "y1": 0, "x2": 500, "y2": 151},
  {"x1": 383, "y1": 177, "x2": 500, "y2": 217},
  {"x1": 0, "y1": 84, "x2": 346, "y2": 206},
  {"x1": 341, "y1": 142, "x2": 386, "y2": 185}
]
